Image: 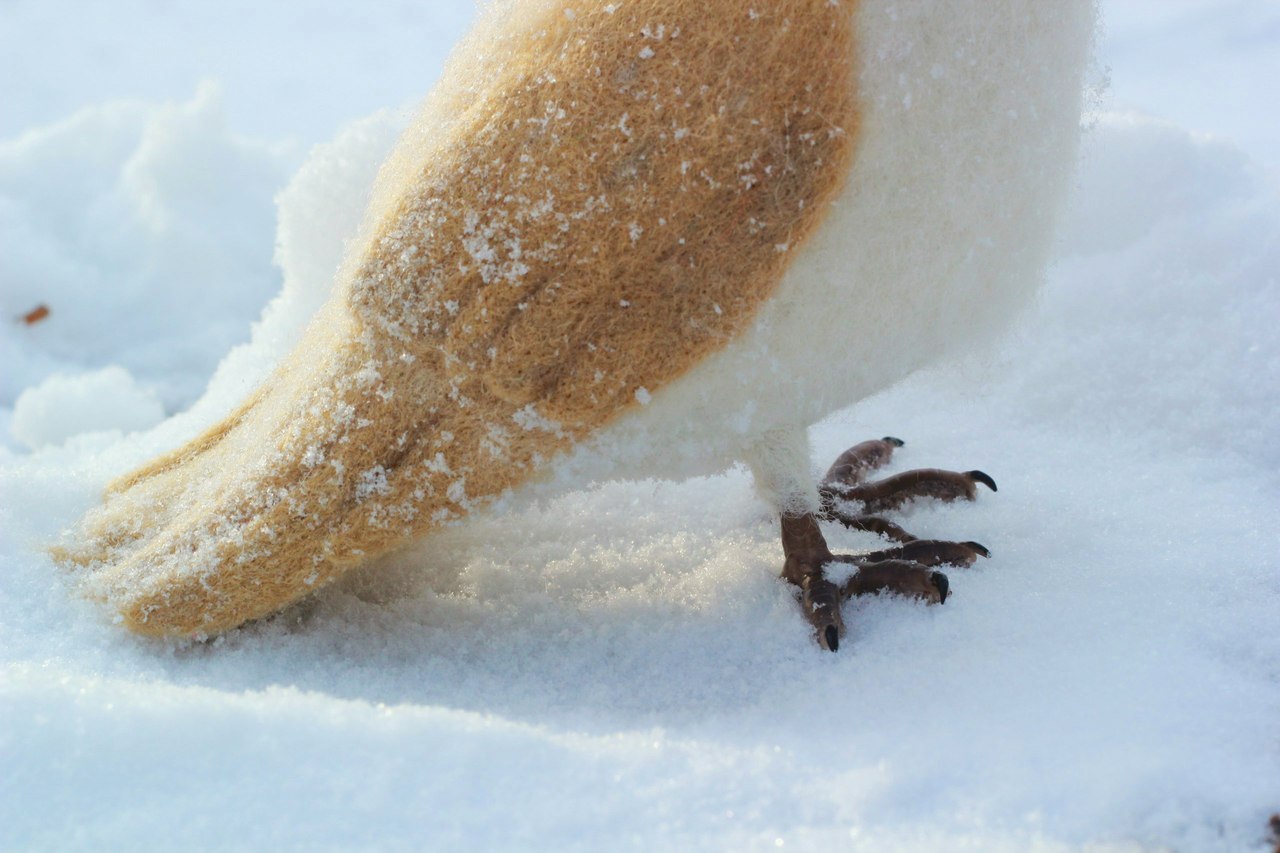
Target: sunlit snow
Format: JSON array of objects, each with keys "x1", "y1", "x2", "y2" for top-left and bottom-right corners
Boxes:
[{"x1": 1, "y1": 1, "x2": 1277, "y2": 850}]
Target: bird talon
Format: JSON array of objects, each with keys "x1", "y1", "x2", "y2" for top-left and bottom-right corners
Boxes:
[
  {"x1": 968, "y1": 470, "x2": 997, "y2": 492},
  {"x1": 931, "y1": 571, "x2": 949, "y2": 604}
]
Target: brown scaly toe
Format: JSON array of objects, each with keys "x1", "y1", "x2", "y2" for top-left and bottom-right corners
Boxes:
[
  {"x1": 830, "y1": 468, "x2": 997, "y2": 514},
  {"x1": 781, "y1": 514, "x2": 846, "y2": 651},
  {"x1": 858, "y1": 539, "x2": 990, "y2": 569},
  {"x1": 820, "y1": 511, "x2": 918, "y2": 543},
  {"x1": 834, "y1": 557, "x2": 950, "y2": 604},
  {"x1": 780, "y1": 513, "x2": 951, "y2": 652},
  {"x1": 823, "y1": 436, "x2": 905, "y2": 485},
  {"x1": 818, "y1": 436, "x2": 996, "y2": 541},
  {"x1": 820, "y1": 434, "x2": 997, "y2": 512}
]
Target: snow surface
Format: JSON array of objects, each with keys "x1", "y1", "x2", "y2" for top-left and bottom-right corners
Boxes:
[
  {"x1": 1, "y1": 1, "x2": 1278, "y2": 850},
  {"x1": 11, "y1": 365, "x2": 165, "y2": 451}
]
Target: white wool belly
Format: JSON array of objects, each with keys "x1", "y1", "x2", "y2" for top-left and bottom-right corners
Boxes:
[{"x1": 546, "y1": 0, "x2": 1096, "y2": 491}]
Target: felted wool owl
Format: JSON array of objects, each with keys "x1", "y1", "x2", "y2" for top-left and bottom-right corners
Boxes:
[{"x1": 59, "y1": 0, "x2": 1096, "y2": 649}]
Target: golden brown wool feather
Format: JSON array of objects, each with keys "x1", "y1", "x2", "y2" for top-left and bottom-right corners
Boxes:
[{"x1": 60, "y1": 0, "x2": 858, "y2": 637}]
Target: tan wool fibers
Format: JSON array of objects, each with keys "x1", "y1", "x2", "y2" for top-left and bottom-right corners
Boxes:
[{"x1": 62, "y1": 0, "x2": 858, "y2": 637}]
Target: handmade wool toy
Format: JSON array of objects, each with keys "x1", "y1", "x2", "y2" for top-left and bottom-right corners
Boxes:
[{"x1": 59, "y1": 0, "x2": 1096, "y2": 649}]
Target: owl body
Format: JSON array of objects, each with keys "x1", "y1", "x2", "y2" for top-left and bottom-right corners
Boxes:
[
  {"x1": 65, "y1": 0, "x2": 1095, "y2": 637},
  {"x1": 527, "y1": 0, "x2": 1094, "y2": 494}
]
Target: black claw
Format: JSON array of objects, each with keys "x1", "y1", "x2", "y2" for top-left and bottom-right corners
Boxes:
[
  {"x1": 883, "y1": 436, "x2": 905, "y2": 447},
  {"x1": 967, "y1": 470, "x2": 997, "y2": 492},
  {"x1": 962, "y1": 541, "x2": 991, "y2": 558},
  {"x1": 824, "y1": 625, "x2": 840, "y2": 652},
  {"x1": 931, "y1": 572, "x2": 949, "y2": 604}
]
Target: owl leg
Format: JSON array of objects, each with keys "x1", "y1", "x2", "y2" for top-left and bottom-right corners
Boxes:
[{"x1": 746, "y1": 429, "x2": 950, "y2": 652}]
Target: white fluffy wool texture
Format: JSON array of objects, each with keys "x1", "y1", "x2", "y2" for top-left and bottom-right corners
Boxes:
[
  {"x1": 551, "y1": 0, "x2": 1096, "y2": 491},
  {"x1": 744, "y1": 427, "x2": 823, "y2": 517}
]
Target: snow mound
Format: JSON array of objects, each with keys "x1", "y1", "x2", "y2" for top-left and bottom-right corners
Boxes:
[
  {"x1": 11, "y1": 365, "x2": 164, "y2": 450},
  {"x1": 193, "y1": 109, "x2": 406, "y2": 419},
  {"x1": 0, "y1": 83, "x2": 293, "y2": 412}
]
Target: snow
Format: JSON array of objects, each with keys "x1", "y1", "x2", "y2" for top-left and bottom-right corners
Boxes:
[
  {"x1": 11, "y1": 365, "x2": 165, "y2": 450},
  {"x1": 1, "y1": 1, "x2": 1277, "y2": 850}
]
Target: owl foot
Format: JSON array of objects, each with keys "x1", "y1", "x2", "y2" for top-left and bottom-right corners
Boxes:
[
  {"x1": 782, "y1": 513, "x2": 952, "y2": 652},
  {"x1": 784, "y1": 436, "x2": 994, "y2": 651}
]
